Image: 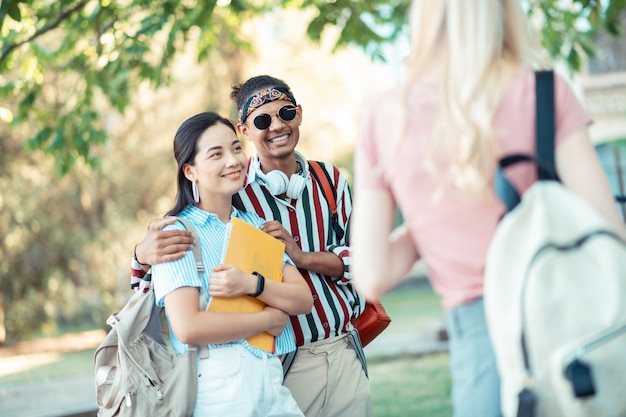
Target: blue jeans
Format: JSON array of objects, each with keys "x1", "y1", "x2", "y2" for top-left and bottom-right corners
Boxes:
[{"x1": 445, "y1": 298, "x2": 502, "y2": 417}]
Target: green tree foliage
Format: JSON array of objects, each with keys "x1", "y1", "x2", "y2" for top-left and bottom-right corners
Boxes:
[
  {"x1": 526, "y1": 0, "x2": 626, "y2": 72},
  {"x1": 1, "y1": 1, "x2": 624, "y2": 172},
  {"x1": 0, "y1": 0, "x2": 258, "y2": 174},
  {"x1": 0, "y1": 64, "x2": 238, "y2": 341},
  {"x1": 0, "y1": 0, "x2": 251, "y2": 342},
  {"x1": 1, "y1": 0, "x2": 624, "y2": 172}
]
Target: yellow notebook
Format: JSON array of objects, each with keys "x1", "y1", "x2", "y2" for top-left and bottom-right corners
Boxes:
[{"x1": 207, "y1": 217, "x2": 285, "y2": 353}]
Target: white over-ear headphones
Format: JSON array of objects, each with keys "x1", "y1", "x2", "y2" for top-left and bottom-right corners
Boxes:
[
  {"x1": 254, "y1": 153, "x2": 309, "y2": 199},
  {"x1": 258, "y1": 169, "x2": 308, "y2": 199}
]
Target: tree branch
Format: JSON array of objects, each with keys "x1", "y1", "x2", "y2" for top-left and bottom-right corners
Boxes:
[{"x1": 0, "y1": 0, "x2": 88, "y2": 67}]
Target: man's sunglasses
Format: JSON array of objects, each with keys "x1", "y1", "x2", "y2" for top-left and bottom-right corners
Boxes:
[{"x1": 252, "y1": 105, "x2": 297, "y2": 130}]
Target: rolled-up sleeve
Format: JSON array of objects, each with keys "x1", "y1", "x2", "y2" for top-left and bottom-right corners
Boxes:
[{"x1": 152, "y1": 225, "x2": 203, "y2": 306}]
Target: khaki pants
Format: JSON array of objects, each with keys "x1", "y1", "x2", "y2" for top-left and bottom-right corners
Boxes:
[{"x1": 283, "y1": 334, "x2": 372, "y2": 417}]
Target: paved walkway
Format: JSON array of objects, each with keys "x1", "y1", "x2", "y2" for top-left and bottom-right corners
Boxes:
[
  {"x1": 365, "y1": 330, "x2": 448, "y2": 360},
  {"x1": 0, "y1": 375, "x2": 97, "y2": 417}
]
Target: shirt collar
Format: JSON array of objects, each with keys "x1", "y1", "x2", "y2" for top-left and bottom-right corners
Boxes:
[{"x1": 180, "y1": 205, "x2": 242, "y2": 225}]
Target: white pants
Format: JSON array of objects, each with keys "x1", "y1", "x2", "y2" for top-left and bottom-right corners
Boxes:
[{"x1": 193, "y1": 344, "x2": 304, "y2": 417}]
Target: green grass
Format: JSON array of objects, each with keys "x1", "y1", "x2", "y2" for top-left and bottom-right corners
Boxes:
[
  {"x1": 379, "y1": 279, "x2": 446, "y2": 335},
  {"x1": 368, "y1": 280, "x2": 452, "y2": 416},
  {"x1": 370, "y1": 353, "x2": 452, "y2": 417}
]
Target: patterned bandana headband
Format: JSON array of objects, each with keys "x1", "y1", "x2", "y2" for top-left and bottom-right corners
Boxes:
[{"x1": 238, "y1": 86, "x2": 297, "y2": 124}]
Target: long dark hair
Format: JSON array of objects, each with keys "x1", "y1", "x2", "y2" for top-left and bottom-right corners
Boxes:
[
  {"x1": 166, "y1": 112, "x2": 237, "y2": 216},
  {"x1": 230, "y1": 75, "x2": 294, "y2": 112}
]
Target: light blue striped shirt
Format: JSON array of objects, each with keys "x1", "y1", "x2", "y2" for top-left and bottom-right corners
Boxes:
[{"x1": 152, "y1": 205, "x2": 296, "y2": 357}]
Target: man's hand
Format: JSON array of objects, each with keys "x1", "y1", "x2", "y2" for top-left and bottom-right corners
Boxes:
[
  {"x1": 135, "y1": 217, "x2": 194, "y2": 267},
  {"x1": 260, "y1": 220, "x2": 305, "y2": 266},
  {"x1": 261, "y1": 220, "x2": 343, "y2": 276},
  {"x1": 208, "y1": 265, "x2": 256, "y2": 298}
]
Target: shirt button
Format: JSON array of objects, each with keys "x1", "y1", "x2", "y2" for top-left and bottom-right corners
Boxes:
[
  {"x1": 312, "y1": 295, "x2": 318, "y2": 300},
  {"x1": 294, "y1": 236, "x2": 299, "y2": 242},
  {"x1": 289, "y1": 208, "x2": 295, "y2": 212},
  {"x1": 323, "y1": 323, "x2": 329, "y2": 328}
]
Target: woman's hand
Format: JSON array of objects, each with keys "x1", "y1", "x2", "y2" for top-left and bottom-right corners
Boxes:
[
  {"x1": 208, "y1": 265, "x2": 256, "y2": 297},
  {"x1": 263, "y1": 306, "x2": 289, "y2": 336},
  {"x1": 164, "y1": 287, "x2": 290, "y2": 345}
]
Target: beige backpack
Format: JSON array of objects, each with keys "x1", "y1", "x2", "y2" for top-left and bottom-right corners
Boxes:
[{"x1": 94, "y1": 218, "x2": 205, "y2": 417}]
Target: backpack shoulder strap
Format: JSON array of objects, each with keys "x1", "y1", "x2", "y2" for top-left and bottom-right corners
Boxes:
[
  {"x1": 309, "y1": 160, "x2": 337, "y2": 213},
  {"x1": 174, "y1": 217, "x2": 209, "y2": 359},
  {"x1": 495, "y1": 70, "x2": 558, "y2": 213},
  {"x1": 308, "y1": 160, "x2": 344, "y2": 242},
  {"x1": 535, "y1": 70, "x2": 556, "y2": 180},
  {"x1": 175, "y1": 218, "x2": 204, "y2": 274}
]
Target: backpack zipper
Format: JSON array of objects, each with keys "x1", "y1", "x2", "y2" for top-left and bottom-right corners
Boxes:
[
  {"x1": 141, "y1": 372, "x2": 164, "y2": 400},
  {"x1": 564, "y1": 319, "x2": 626, "y2": 363}
]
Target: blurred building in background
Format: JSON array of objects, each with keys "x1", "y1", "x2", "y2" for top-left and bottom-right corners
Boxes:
[{"x1": 582, "y1": 22, "x2": 626, "y2": 220}]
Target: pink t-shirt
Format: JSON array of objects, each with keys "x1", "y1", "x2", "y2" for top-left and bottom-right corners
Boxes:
[{"x1": 354, "y1": 68, "x2": 592, "y2": 309}]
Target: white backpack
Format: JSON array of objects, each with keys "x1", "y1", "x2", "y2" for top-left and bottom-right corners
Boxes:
[{"x1": 484, "y1": 71, "x2": 626, "y2": 417}]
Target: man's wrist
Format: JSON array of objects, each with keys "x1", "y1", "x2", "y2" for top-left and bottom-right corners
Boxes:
[{"x1": 133, "y1": 245, "x2": 150, "y2": 267}]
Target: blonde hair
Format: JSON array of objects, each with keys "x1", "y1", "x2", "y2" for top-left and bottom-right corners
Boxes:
[{"x1": 400, "y1": 0, "x2": 532, "y2": 193}]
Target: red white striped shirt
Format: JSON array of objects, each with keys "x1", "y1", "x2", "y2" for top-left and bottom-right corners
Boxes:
[{"x1": 233, "y1": 156, "x2": 365, "y2": 346}]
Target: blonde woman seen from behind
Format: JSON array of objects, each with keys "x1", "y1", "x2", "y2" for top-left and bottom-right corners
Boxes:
[{"x1": 351, "y1": 1, "x2": 626, "y2": 417}]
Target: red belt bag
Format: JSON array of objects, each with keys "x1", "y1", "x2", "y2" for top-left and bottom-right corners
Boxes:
[{"x1": 351, "y1": 300, "x2": 391, "y2": 347}]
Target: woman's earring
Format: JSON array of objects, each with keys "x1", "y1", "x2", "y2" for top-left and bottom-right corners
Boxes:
[{"x1": 192, "y1": 180, "x2": 200, "y2": 203}]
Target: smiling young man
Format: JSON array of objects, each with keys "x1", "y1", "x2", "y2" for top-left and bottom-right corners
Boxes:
[
  {"x1": 229, "y1": 75, "x2": 371, "y2": 417},
  {"x1": 132, "y1": 75, "x2": 371, "y2": 417}
]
